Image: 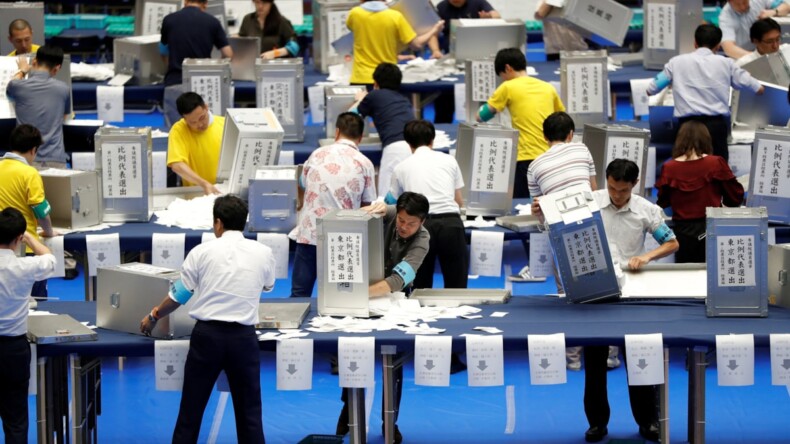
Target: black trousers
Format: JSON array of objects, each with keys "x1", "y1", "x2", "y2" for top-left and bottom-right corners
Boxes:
[
  {"x1": 678, "y1": 114, "x2": 730, "y2": 162},
  {"x1": 414, "y1": 214, "x2": 468, "y2": 289},
  {"x1": 672, "y1": 219, "x2": 707, "y2": 263},
  {"x1": 172, "y1": 321, "x2": 265, "y2": 444},
  {"x1": 338, "y1": 355, "x2": 404, "y2": 430},
  {"x1": 583, "y1": 345, "x2": 658, "y2": 429},
  {"x1": 513, "y1": 160, "x2": 533, "y2": 199},
  {"x1": 0, "y1": 335, "x2": 31, "y2": 444}
]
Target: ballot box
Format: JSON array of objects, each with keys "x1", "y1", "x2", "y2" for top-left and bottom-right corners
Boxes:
[
  {"x1": 455, "y1": 122, "x2": 518, "y2": 216},
  {"x1": 390, "y1": 0, "x2": 440, "y2": 35},
  {"x1": 731, "y1": 83, "x2": 790, "y2": 133},
  {"x1": 463, "y1": 58, "x2": 504, "y2": 124},
  {"x1": 560, "y1": 50, "x2": 609, "y2": 130},
  {"x1": 325, "y1": 85, "x2": 367, "y2": 138},
  {"x1": 768, "y1": 244, "x2": 790, "y2": 309},
  {"x1": 545, "y1": 0, "x2": 633, "y2": 47},
  {"x1": 248, "y1": 166, "x2": 299, "y2": 232},
  {"x1": 182, "y1": 58, "x2": 232, "y2": 117},
  {"x1": 582, "y1": 123, "x2": 651, "y2": 197},
  {"x1": 114, "y1": 35, "x2": 167, "y2": 85},
  {"x1": 0, "y1": 2, "x2": 43, "y2": 55},
  {"x1": 94, "y1": 127, "x2": 153, "y2": 222},
  {"x1": 740, "y1": 48, "x2": 790, "y2": 86},
  {"x1": 97, "y1": 263, "x2": 196, "y2": 339},
  {"x1": 317, "y1": 209, "x2": 385, "y2": 318},
  {"x1": 256, "y1": 58, "x2": 305, "y2": 142},
  {"x1": 313, "y1": 0, "x2": 356, "y2": 74},
  {"x1": 449, "y1": 19, "x2": 526, "y2": 63},
  {"x1": 747, "y1": 126, "x2": 790, "y2": 225},
  {"x1": 39, "y1": 169, "x2": 102, "y2": 229},
  {"x1": 226, "y1": 36, "x2": 261, "y2": 81},
  {"x1": 539, "y1": 184, "x2": 620, "y2": 303},
  {"x1": 135, "y1": 0, "x2": 181, "y2": 35},
  {"x1": 706, "y1": 207, "x2": 769, "y2": 318},
  {"x1": 216, "y1": 108, "x2": 284, "y2": 198},
  {"x1": 642, "y1": 0, "x2": 702, "y2": 70}
]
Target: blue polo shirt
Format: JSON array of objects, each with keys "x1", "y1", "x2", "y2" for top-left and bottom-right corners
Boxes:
[
  {"x1": 161, "y1": 6, "x2": 229, "y2": 85},
  {"x1": 436, "y1": 0, "x2": 495, "y2": 52},
  {"x1": 357, "y1": 88, "x2": 413, "y2": 147}
]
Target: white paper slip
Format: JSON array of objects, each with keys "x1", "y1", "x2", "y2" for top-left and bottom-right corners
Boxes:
[
  {"x1": 625, "y1": 333, "x2": 665, "y2": 386},
  {"x1": 85, "y1": 233, "x2": 121, "y2": 276},
  {"x1": 42, "y1": 236, "x2": 65, "y2": 278},
  {"x1": 474, "y1": 326, "x2": 503, "y2": 334},
  {"x1": 414, "y1": 335, "x2": 452, "y2": 387},
  {"x1": 155, "y1": 340, "x2": 190, "y2": 391},
  {"x1": 107, "y1": 74, "x2": 132, "y2": 86},
  {"x1": 490, "y1": 312, "x2": 508, "y2": 318},
  {"x1": 466, "y1": 334, "x2": 504, "y2": 387},
  {"x1": 151, "y1": 233, "x2": 186, "y2": 270},
  {"x1": 629, "y1": 78, "x2": 653, "y2": 117},
  {"x1": 152, "y1": 152, "x2": 168, "y2": 190},
  {"x1": 97, "y1": 85, "x2": 124, "y2": 122},
  {"x1": 527, "y1": 333, "x2": 567, "y2": 385},
  {"x1": 454, "y1": 82, "x2": 467, "y2": 122},
  {"x1": 770, "y1": 334, "x2": 790, "y2": 386},
  {"x1": 257, "y1": 233, "x2": 290, "y2": 279},
  {"x1": 470, "y1": 231, "x2": 504, "y2": 277},
  {"x1": 716, "y1": 334, "x2": 755, "y2": 386},
  {"x1": 338, "y1": 336, "x2": 375, "y2": 388},
  {"x1": 307, "y1": 85, "x2": 325, "y2": 124},
  {"x1": 277, "y1": 338, "x2": 313, "y2": 391},
  {"x1": 528, "y1": 232, "x2": 552, "y2": 278},
  {"x1": 461, "y1": 315, "x2": 483, "y2": 320}
]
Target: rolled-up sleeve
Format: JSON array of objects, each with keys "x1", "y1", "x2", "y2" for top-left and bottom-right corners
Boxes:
[{"x1": 730, "y1": 63, "x2": 763, "y2": 93}]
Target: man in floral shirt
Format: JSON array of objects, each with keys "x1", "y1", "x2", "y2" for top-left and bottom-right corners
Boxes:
[{"x1": 289, "y1": 112, "x2": 377, "y2": 297}]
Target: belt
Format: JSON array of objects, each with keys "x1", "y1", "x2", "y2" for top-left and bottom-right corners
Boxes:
[
  {"x1": 426, "y1": 212, "x2": 461, "y2": 219},
  {"x1": 0, "y1": 334, "x2": 27, "y2": 342},
  {"x1": 196, "y1": 319, "x2": 253, "y2": 329}
]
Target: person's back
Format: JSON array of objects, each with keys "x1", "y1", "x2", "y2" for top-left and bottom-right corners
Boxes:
[
  {"x1": 161, "y1": 1, "x2": 229, "y2": 85},
  {"x1": 346, "y1": 4, "x2": 416, "y2": 84}
]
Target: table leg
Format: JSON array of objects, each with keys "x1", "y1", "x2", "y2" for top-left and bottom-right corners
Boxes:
[
  {"x1": 659, "y1": 347, "x2": 670, "y2": 444},
  {"x1": 381, "y1": 345, "x2": 396, "y2": 444},
  {"x1": 36, "y1": 357, "x2": 50, "y2": 444},
  {"x1": 411, "y1": 93, "x2": 422, "y2": 119},
  {"x1": 347, "y1": 388, "x2": 366, "y2": 444},
  {"x1": 687, "y1": 346, "x2": 707, "y2": 444},
  {"x1": 70, "y1": 354, "x2": 102, "y2": 444}
]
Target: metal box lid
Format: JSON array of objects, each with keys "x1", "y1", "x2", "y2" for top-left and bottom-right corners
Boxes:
[
  {"x1": 256, "y1": 302, "x2": 311, "y2": 329},
  {"x1": 411, "y1": 289, "x2": 511, "y2": 307},
  {"x1": 706, "y1": 207, "x2": 768, "y2": 220},
  {"x1": 546, "y1": 0, "x2": 633, "y2": 47},
  {"x1": 27, "y1": 314, "x2": 98, "y2": 344}
]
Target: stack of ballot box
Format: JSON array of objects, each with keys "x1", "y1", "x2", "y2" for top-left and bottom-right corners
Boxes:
[
  {"x1": 539, "y1": 184, "x2": 620, "y2": 303},
  {"x1": 94, "y1": 126, "x2": 153, "y2": 222},
  {"x1": 317, "y1": 209, "x2": 384, "y2": 318},
  {"x1": 705, "y1": 207, "x2": 769, "y2": 318}
]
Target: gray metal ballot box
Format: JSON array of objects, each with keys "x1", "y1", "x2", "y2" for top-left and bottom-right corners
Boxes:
[
  {"x1": 247, "y1": 166, "x2": 299, "y2": 233},
  {"x1": 463, "y1": 58, "x2": 502, "y2": 124},
  {"x1": 390, "y1": 0, "x2": 440, "y2": 35},
  {"x1": 539, "y1": 184, "x2": 620, "y2": 304},
  {"x1": 94, "y1": 127, "x2": 153, "y2": 222},
  {"x1": 39, "y1": 169, "x2": 102, "y2": 229},
  {"x1": 705, "y1": 207, "x2": 769, "y2": 318},
  {"x1": 182, "y1": 58, "x2": 232, "y2": 117},
  {"x1": 97, "y1": 263, "x2": 197, "y2": 339},
  {"x1": 747, "y1": 126, "x2": 790, "y2": 225},
  {"x1": 317, "y1": 209, "x2": 385, "y2": 318},
  {"x1": 456, "y1": 122, "x2": 518, "y2": 217},
  {"x1": 325, "y1": 85, "x2": 367, "y2": 138},
  {"x1": 449, "y1": 19, "x2": 526, "y2": 63},
  {"x1": 135, "y1": 0, "x2": 181, "y2": 35},
  {"x1": 217, "y1": 108, "x2": 284, "y2": 198},
  {"x1": 225, "y1": 36, "x2": 261, "y2": 81},
  {"x1": 0, "y1": 2, "x2": 43, "y2": 55},
  {"x1": 255, "y1": 58, "x2": 305, "y2": 142},
  {"x1": 768, "y1": 244, "x2": 790, "y2": 309},
  {"x1": 313, "y1": 0, "x2": 356, "y2": 74},
  {"x1": 582, "y1": 123, "x2": 651, "y2": 197},
  {"x1": 731, "y1": 82, "x2": 790, "y2": 132},
  {"x1": 560, "y1": 50, "x2": 609, "y2": 130},
  {"x1": 545, "y1": 0, "x2": 633, "y2": 47},
  {"x1": 740, "y1": 48, "x2": 790, "y2": 87},
  {"x1": 642, "y1": 0, "x2": 702, "y2": 70},
  {"x1": 114, "y1": 35, "x2": 167, "y2": 85}
]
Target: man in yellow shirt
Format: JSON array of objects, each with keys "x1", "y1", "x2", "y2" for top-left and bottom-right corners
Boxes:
[
  {"x1": 167, "y1": 92, "x2": 225, "y2": 195},
  {"x1": 346, "y1": 0, "x2": 444, "y2": 85},
  {"x1": 0, "y1": 124, "x2": 57, "y2": 296},
  {"x1": 477, "y1": 47, "x2": 565, "y2": 198},
  {"x1": 8, "y1": 19, "x2": 40, "y2": 56}
]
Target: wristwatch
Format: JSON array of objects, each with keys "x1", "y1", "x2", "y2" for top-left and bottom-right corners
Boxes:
[
  {"x1": 148, "y1": 306, "x2": 160, "y2": 323},
  {"x1": 147, "y1": 312, "x2": 158, "y2": 323}
]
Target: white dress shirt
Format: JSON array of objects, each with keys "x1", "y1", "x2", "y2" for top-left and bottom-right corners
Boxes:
[
  {"x1": 719, "y1": 0, "x2": 777, "y2": 49},
  {"x1": 0, "y1": 250, "x2": 56, "y2": 336},
  {"x1": 177, "y1": 231, "x2": 276, "y2": 326},
  {"x1": 390, "y1": 146, "x2": 464, "y2": 214}
]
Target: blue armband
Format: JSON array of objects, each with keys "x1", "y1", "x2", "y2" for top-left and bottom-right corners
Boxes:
[
  {"x1": 169, "y1": 279, "x2": 194, "y2": 305},
  {"x1": 653, "y1": 71, "x2": 670, "y2": 91},
  {"x1": 31, "y1": 200, "x2": 51, "y2": 219},
  {"x1": 652, "y1": 223, "x2": 675, "y2": 245},
  {"x1": 159, "y1": 42, "x2": 169, "y2": 56},
  {"x1": 393, "y1": 261, "x2": 416, "y2": 288},
  {"x1": 478, "y1": 103, "x2": 495, "y2": 122},
  {"x1": 384, "y1": 192, "x2": 397, "y2": 205},
  {"x1": 285, "y1": 40, "x2": 300, "y2": 57},
  {"x1": 771, "y1": 0, "x2": 784, "y2": 8},
  {"x1": 349, "y1": 106, "x2": 360, "y2": 115}
]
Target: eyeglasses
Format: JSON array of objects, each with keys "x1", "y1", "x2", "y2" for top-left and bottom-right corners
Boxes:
[{"x1": 759, "y1": 37, "x2": 782, "y2": 45}]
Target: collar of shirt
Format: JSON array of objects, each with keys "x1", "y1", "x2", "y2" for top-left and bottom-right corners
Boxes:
[
  {"x1": 602, "y1": 195, "x2": 633, "y2": 214},
  {"x1": 217, "y1": 230, "x2": 244, "y2": 241},
  {"x1": 413, "y1": 146, "x2": 432, "y2": 155},
  {"x1": 1, "y1": 152, "x2": 29, "y2": 165},
  {"x1": 334, "y1": 138, "x2": 360, "y2": 151},
  {"x1": 693, "y1": 47, "x2": 714, "y2": 57},
  {"x1": 0, "y1": 249, "x2": 17, "y2": 258},
  {"x1": 361, "y1": 1, "x2": 388, "y2": 12},
  {"x1": 28, "y1": 70, "x2": 49, "y2": 80}
]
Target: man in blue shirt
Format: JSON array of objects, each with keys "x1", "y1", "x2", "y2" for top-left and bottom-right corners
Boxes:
[{"x1": 719, "y1": 0, "x2": 790, "y2": 60}]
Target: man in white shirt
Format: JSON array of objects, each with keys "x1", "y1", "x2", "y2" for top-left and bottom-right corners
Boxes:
[
  {"x1": 0, "y1": 206, "x2": 56, "y2": 444},
  {"x1": 140, "y1": 195, "x2": 276, "y2": 444},
  {"x1": 735, "y1": 17, "x2": 783, "y2": 67},
  {"x1": 719, "y1": 0, "x2": 790, "y2": 60}
]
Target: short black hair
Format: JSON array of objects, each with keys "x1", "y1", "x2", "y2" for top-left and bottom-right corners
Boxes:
[
  {"x1": 396, "y1": 192, "x2": 429, "y2": 221},
  {"x1": 0, "y1": 207, "x2": 26, "y2": 245},
  {"x1": 542, "y1": 112, "x2": 575, "y2": 143},
  {"x1": 605, "y1": 159, "x2": 640, "y2": 184},
  {"x1": 176, "y1": 92, "x2": 206, "y2": 116},
  {"x1": 403, "y1": 120, "x2": 435, "y2": 149},
  {"x1": 9, "y1": 18, "x2": 32, "y2": 36},
  {"x1": 750, "y1": 18, "x2": 781, "y2": 43},
  {"x1": 336, "y1": 112, "x2": 365, "y2": 140},
  {"x1": 9, "y1": 124, "x2": 42, "y2": 154},
  {"x1": 694, "y1": 24, "x2": 722, "y2": 49},
  {"x1": 35, "y1": 45, "x2": 64, "y2": 69},
  {"x1": 373, "y1": 63, "x2": 402, "y2": 90},
  {"x1": 213, "y1": 195, "x2": 248, "y2": 231},
  {"x1": 494, "y1": 48, "x2": 527, "y2": 75}
]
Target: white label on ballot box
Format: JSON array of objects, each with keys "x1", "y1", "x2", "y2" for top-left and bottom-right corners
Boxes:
[
  {"x1": 562, "y1": 225, "x2": 608, "y2": 278},
  {"x1": 307, "y1": 85, "x2": 325, "y2": 124},
  {"x1": 752, "y1": 139, "x2": 790, "y2": 198},
  {"x1": 646, "y1": 3, "x2": 675, "y2": 50},
  {"x1": 152, "y1": 151, "x2": 168, "y2": 189},
  {"x1": 716, "y1": 334, "x2": 755, "y2": 386},
  {"x1": 85, "y1": 233, "x2": 121, "y2": 277},
  {"x1": 567, "y1": 63, "x2": 604, "y2": 114},
  {"x1": 102, "y1": 142, "x2": 143, "y2": 199},
  {"x1": 470, "y1": 231, "x2": 504, "y2": 277},
  {"x1": 0, "y1": 57, "x2": 19, "y2": 118},
  {"x1": 770, "y1": 334, "x2": 790, "y2": 386},
  {"x1": 466, "y1": 334, "x2": 504, "y2": 387},
  {"x1": 155, "y1": 339, "x2": 190, "y2": 391},
  {"x1": 42, "y1": 236, "x2": 66, "y2": 278},
  {"x1": 645, "y1": 146, "x2": 656, "y2": 189},
  {"x1": 629, "y1": 78, "x2": 652, "y2": 117},
  {"x1": 143, "y1": 2, "x2": 177, "y2": 35},
  {"x1": 232, "y1": 138, "x2": 278, "y2": 190},
  {"x1": 96, "y1": 85, "x2": 124, "y2": 123},
  {"x1": 190, "y1": 75, "x2": 223, "y2": 116},
  {"x1": 326, "y1": 10, "x2": 351, "y2": 58},
  {"x1": 606, "y1": 137, "x2": 644, "y2": 173},
  {"x1": 152, "y1": 233, "x2": 186, "y2": 270},
  {"x1": 527, "y1": 333, "x2": 567, "y2": 385},
  {"x1": 528, "y1": 232, "x2": 552, "y2": 278},
  {"x1": 471, "y1": 136, "x2": 513, "y2": 194},
  {"x1": 327, "y1": 232, "x2": 364, "y2": 283},
  {"x1": 414, "y1": 335, "x2": 452, "y2": 387},
  {"x1": 470, "y1": 61, "x2": 496, "y2": 102},
  {"x1": 454, "y1": 83, "x2": 466, "y2": 122},
  {"x1": 624, "y1": 333, "x2": 664, "y2": 386},
  {"x1": 338, "y1": 336, "x2": 375, "y2": 388},
  {"x1": 728, "y1": 145, "x2": 751, "y2": 178},
  {"x1": 277, "y1": 338, "x2": 314, "y2": 391},
  {"x1": 716, "y1": 235, "x2": 756, "y2": 287},
  {"x1": 257, "y1": 233, "x2": 289, "y2": 279},
  {"x1": 260, "y1": 80, "x2": 294, "y2": 124}
]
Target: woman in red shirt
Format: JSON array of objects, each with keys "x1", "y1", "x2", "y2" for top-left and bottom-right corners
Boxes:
[{"x1": 656, "y1": 121, "x2": 744, "y2": 263}]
